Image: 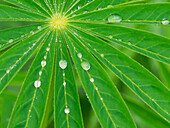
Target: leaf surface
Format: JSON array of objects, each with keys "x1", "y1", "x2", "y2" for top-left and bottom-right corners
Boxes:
[
  {"x1": 63, "y1": 29, "x2": 136, "y2": 128},
  {"x1": 8, "y1": 31, "x2": 56, "y2": 128},
  {"x1": 66, "y1": 25, "x2": 170, "y2": 122},
  {"x1": 54, "y1": 31, "x2": 84, "y2": 128}
]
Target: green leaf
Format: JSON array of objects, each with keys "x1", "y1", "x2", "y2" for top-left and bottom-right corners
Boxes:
[
  {"x1": 63, "y1": 29, "x2": 136, "y2": 128},
  {"x1": 0, "y1": 26, "x2": 48, "y2": 94},
  {"x1": 124, "y1": 96, "x2": 170, "y2": 128},
  {"x1": 54, "y1": 31, "x2": 84, "y2": 128},
  {"x1": 3, "y1": 0, "x2": 52, "y2": 17},
  {"x1": 0, "y1": 4, "x2": 47, "y2": 21},
  {"x1": 8, "y1": 31, "x2": 56, "y2": 128},
  {"x1": 69, "y1": 3, "x2": 170, "y2": 25},
  {"x1": 0, "y1": 23, "x2": 47, "y2": 51},
  {"x1": 65, "y1": 0, "x2": 140, "y2": 17},
  {"x1": 66, "y1": 26, "x2": 170, "y2": 122},
  {"x1": 69, "y1": 22, "x2": 170, "y2": 64}
]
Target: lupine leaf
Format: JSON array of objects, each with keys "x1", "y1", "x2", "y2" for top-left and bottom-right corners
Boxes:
[
  {"x1": 69, "y1": 3, "x2": 170, "y2": 25},
  {"x1": 0, "y1": 23, "x2": 47, "y2": 50},
  {"x1": 0, "y1": 4, "x2": 47, "y2": 21},
  {"x1": 0, "y1": 27, "x2": 48, "y2": 94},
  {"x1": 68, "y1": 22, "x2": 170, "y2": 64},
  {"x1": 63, "y1": 29, "x2": 136, "y2": 128},
  {"x1": 66, "y1": 26, "x2": 170, "y2": 122},
  {"x1": 8, "y1": 31, "x2": 56, "y2": 128},
  {"x1": 54, "y1": 31, "x2": 84, "y2": 128}
]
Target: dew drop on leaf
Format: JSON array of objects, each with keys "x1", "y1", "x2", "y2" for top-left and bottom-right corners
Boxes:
[
  {"x1": 63, "y1": 81, "x2": 66, "y2": 87},
  {"x1": 81, "y1": 61, "x2": 90, "y2": 71},
  {"x1": 64, "y1": 107, "x2": 70, "y2": 114},
  {"x1": 108, "y1": 14, "x2": 122, "y2": 23},
  {"x1": 37, "y1": 26, "x2": 41, "y2": 29},
  {"x1": 59, "y1": 60, "x2": 67, "y2": 69},
  {"x1": 9, "y1": 39, "x2": 13, "y2": 43},
  {"x1": 34, "y1": 80, "x2": 41, "y2": 88},
  {"x1": 41, "y1": 61, "x2": 46, "y2": 67},
  {"x1": 162, "y1": 18, "x2": 169, "y2": 25},
  {"x1": 77, "y1": 53, "x2": 82, "y2": 59},
  {"x1": 90, "y1": 78, "x2": 94, "y2": 83}
]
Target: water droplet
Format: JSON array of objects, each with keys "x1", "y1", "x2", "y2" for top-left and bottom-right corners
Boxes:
[
  {"x1": 59, "y1": 60, "x2": 67, "y2": 69},
  {"x1": 39, "y1": 71, "x2": 42, "y2": 76},
  {"x1": 44, "y1": 55, "x2": 47, "y2": 60},
  {"x1": 41, "y1": 61, "x2": 46, "y2": 67},
  {"x1": 64, "y1": 108, "x2": 70, "y2": 114},
  {"x1": 6, "y1": 70, "x2": 10, "y2": 74},
  {"x1": 100, "y1": 98, "x2": 103, "y2": 100},
  {"x1": 34, "y1": 80, "x2": 41, "y2": 88},
  {"x1": 9, "y1": 39, "x2": 13, "y2": 43},
  {"x1": 63, "y1": 81, "x2": 66, "y2": 87},
  {"x1": 30, "y1": 31, "x2": 34, "y2": 34},
  {"x1": 108, "y1": 35, "x2": 113, "y2": 39},
  {"x1": 63, "y1": 73, "x2": 65, "y2": 76},
  {"x1": 46, "y1": 47, "x2": 50, "y2": 51},
  {"x1": 38, "y1": 26, "x2": 41, "y2": 29},
  {"x1": 108, "y1": 14, "x2": 122, "y2": 23},
  {"x1": 77, "y1": 53, "x2": 82, "y2": 59},
  {"x1": 162, "y1": 18, "x2": 169, "y2": 25},
  {"x1": 95, "y1": 87, "x2": 98, "y2": 90},
  {"x1": 81, "y1": 61, "x2": 90, "y2": 71},
  {"x1": 98, "y1": 7, "x2": 102, "y2": 10},
  {"x1": 90, "y1": 78, "x2": 94, "y2": 82},
  {"x1": 101, "y1": 54, "x2": 104, "y2": 57},
  {"x1": 33, "y1": 43, "x2": 36, "y2": 46}
]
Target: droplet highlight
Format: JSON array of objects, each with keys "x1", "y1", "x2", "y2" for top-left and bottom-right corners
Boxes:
[
  {"x1": 108, "y1": 14, "x2": 122, "y2": 23},
  {"x1": 34, "y1": 80, "x2": 41, "y2": 88},
  {"x1": 81, "y1": 61, "x2": 90, "y2": 71},
  {"x1": 59, "y1": 60, "x2": 67, "y2": 69}
]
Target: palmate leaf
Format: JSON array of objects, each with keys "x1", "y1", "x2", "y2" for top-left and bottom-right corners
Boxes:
[
  {"x1": 8, "y1": 31, "x2": 56, "y2": 128},
  {"x1": 54, "y1": 32, "x2": 84, "y2": 128},
  {"x1": 65, "y1": 26, "x2": 170, "y2": 122},
  {"x1": 0, "y1": 0, "x2": 169, "y2": 128},
  {"x1": 63, "y1": 30, "x2": 136, "y2": 128},
  {"x1": 69, "y1": 3, "x2": 170, "y2": 25}
]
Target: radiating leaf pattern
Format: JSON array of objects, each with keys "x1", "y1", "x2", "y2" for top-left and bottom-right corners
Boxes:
[{"x1": 0, "y1": 0, "x2": 169, "y2": 127}]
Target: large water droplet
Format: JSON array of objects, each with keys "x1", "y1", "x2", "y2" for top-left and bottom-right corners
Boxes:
[
  {"x1": 41, "y1": 61, "x2": 46, "y2": 67},
  {"x1": 34, "y1": 80, "x2": 41, "y2": 88},
  {"x1": 59, "y1": 60, "x2": 67, "y2": 69},
  {"x1": 162, "y1": 18, "x2": 169, "y2": 25},
  {"x1": 64, "y1": 107, "x2": 70, "y2": 114},
  {"x1": 81, "y1": 61, "x2": 90, "y2": 71},
  {"x1": 108, "y1": 14, "x2": 122, "y2": 23}
]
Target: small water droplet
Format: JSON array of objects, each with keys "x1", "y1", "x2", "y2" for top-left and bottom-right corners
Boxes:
[
  {"x1": 100, "y1": 98, "x2": 103, "y2": 100},
  {"x1": 38, "y1": 26, "x2": 41, "y2": 29},
  {"x1": 77, "y1": 53, "x2": 82, "y2": 59},
  {"x1": 108, "y1": 14, "x2": 122, "y2": 23},
  {"x1": 44, "y1": 55, "x2": 47, "y2": 60},
  {"x1": 98, "y1": 7, "x2": 102, "y2": 10},
  {"x1": 63, "y1": 73, "x2": 65, "y2": 76},
  {"x1": 6, "y1": 70, "x2": 10, "y2": 74},
  {"x1": 95, "y1": 87, "x2": 98, "y2": 90},
  {"x1": 63, "y1": 81, "x2": 66, "y2": 87},
  {"x1": 162, "y1": 18, "x2": 169, "y2": 25},
  {"x1": 59, "y1": 60, "x2": 67, "y2": 69},
  {"x1": 41, "y1": 61, "x2": 46, "y2": 67},
  {"x1": 46, "y1": 47, "x2": 50, "y2": 51},
  {"x1": 101, "y1": 54, "x2": 104, "y2": 57},
  {"x1": 64, "y1": 107, "x2": 70, "y2": 114},
  {"x1": 30, "y1": 31, "x2": 34, "y2": 34},
  {"x1": 9, "y1": 39, "x2": 13, "y2": 43},
  {"x1": 34, "y1": 80, "x2": 41, "y2": 88},
  {"x1": 90, "y1": 78, "x2": 94, "y2": 83},
  {"x1": 33, "y1": 43, "x2": 36, "y2": 46},
  {"x1": 39, "y1": 71, "x2": 42, "y2": 76},
  {"x1": 81, "y1": 61, "x2": 90, "y2": 71}
]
